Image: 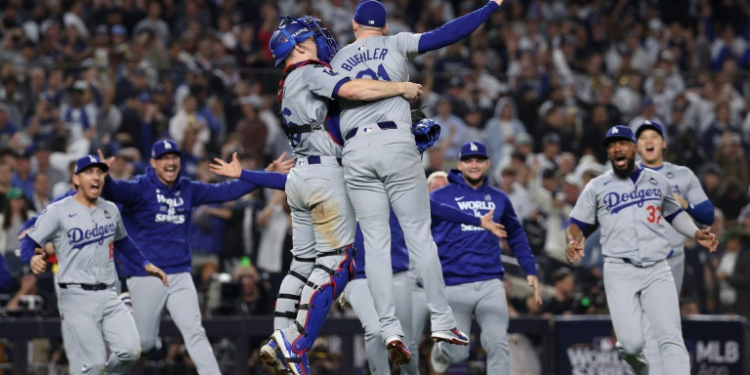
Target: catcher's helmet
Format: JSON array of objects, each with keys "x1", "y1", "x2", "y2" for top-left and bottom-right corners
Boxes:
[{"x1": 269, "y1": 16, "x2": 339, "y2": 66}]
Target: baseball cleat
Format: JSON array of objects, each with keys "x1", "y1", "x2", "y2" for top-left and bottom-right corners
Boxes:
[
  {"x1": 431, "y1": 327, "x2": 469, "y2": 345},
  {"x1": 385, "y1": 337, "x2": 411, "y2": 365},
  {"x1": 260, "y1": 339, "x2": 292, "y2": 375},
  {"x1": 271, "y1": 330, "x2": 310, "y2": 375},
  {"x1": 431, "y1": 344, "x2": 449, "y2": 374}
]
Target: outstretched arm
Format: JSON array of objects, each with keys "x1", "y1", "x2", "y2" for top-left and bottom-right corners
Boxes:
[
  {"x1": 417, "y1": 0, "x2": 502, "y2": 54},
  {"x1": 210, "y1": 152, "x2": 289, "y2": 190},
  {"x1": 337, "y1": 80, "x2": 422, "y2": 101}
]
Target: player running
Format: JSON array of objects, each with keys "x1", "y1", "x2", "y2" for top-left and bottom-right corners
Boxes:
[
  {"x1": 635, "y1": 120, "x2": 715, "y2": 374},
  {"x1": 566, "y1": 125, "x2": 718, "y2": 375},
  {"x1": 20, "y1": 155, "x2": 168, "y2": 375},
  {"x1": 329, "y1": 0, "x2": 507, "y2": 353}
]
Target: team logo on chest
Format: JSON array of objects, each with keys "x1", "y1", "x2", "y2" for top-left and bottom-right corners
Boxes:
[
  {"x1": 67, "y1": 222, "x2": 117, "y2": 249},
  {"x1": 602, "y1": 187, "x2": 662, "y2": 214}
]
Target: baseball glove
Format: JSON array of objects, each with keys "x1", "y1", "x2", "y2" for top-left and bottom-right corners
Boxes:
[{"x1": 411, "y1": 108, "x2": 441, "y2": 154}]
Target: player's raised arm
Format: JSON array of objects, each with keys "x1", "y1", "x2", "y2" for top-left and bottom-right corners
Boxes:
[
  {"x1": 210, "y1": 152, "x2": 288, "y2": 191},
  {"x1": 415, "y1": 0, "x2": 503, "y2": 54}
]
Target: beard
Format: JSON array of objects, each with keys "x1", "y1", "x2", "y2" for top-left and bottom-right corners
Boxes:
[
  {"x1": 464, "y1": 175, "x2": 484, "y2": 185},
  {"x1": 611, "y1": 156, "x2": 636, "y2": 179}
]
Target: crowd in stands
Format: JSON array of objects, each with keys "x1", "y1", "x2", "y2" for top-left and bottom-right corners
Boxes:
[{"x1": 1, "y1": 0, "x2": 750, "y2": 373}]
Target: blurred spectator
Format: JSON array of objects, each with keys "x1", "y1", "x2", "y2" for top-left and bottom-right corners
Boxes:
[
  {"x1": 169, "y1": 95, "x2": 209, "y2": 157},
  {"x1": 134, "y1": 2, "x2": 170, "y2": 47},
  {"x1": 60, "y1": 80, "x2": 97, "y2": 146},
  {"x1": 0, "y1": 187, "x2": 33, "y2": 257},
  {"x1": 542, "y1": 268, "x2": 576, "y2": 316},
  {"x1": 484, "y1": 97, "x2": 527, "y2": 167},
  {"x1": 30, "y1": 174, "x2": 49, "y2": 212},
  {"x1": 11, "y1": 149, "x2": 35, "y2": 200},
  {"x1": 716, "y1": 230, "x2": 750, "y2": 320},
  {"x1": 33, "y1": 144, "x2": 65, "y2": 191}
]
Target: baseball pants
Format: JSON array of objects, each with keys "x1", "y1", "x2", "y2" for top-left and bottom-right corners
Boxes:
[
  {"x1": 431, "y1": 279, "x2": 511, "y2": 374},
  {"x1": 604, "y1": 258, "x2": 689, "y2": 375},
  {"x1": 346, "y1": 272, "x2": 418, "y2": 375},
  {"x1": 54, "y1": 275, "x2": 82, "y2": 375},
  {"x1": 410, "y1": 276, "x2": 429, "y2": 346},
  {"x1": 57, "y1": 287, "x2": 140, "y2": 375},
  {"x1": 343, "y1": 126, "x2": 456, "y2": 340},
  {"x1": 643, "y1": 249, "x2": 685, "y2": 375},
  {"x1": 274, "y1": 158, "x2": 355, "y2": 330},
  {"x1": 127, "y1": 273, "x2": 220, "y2": 375}
]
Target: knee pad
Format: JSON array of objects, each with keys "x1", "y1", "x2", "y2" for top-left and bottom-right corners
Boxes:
[{"x1": 291, "y1": 246, "x2": 355, "y2": 353}]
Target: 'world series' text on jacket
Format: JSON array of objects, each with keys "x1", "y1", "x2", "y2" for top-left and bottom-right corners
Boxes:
[
  {"x1": 430, "y1": 170, "x2": 537, "y2": 286},
  {"x1": 102, "y1": 168, "x2": 258, "y2": 276}
]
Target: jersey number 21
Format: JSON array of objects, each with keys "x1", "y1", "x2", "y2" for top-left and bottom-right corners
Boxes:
[{"x1": 356, "y1": 64, "x2": 391, "y2": 81}]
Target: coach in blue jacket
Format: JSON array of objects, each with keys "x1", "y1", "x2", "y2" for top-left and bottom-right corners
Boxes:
[
  {"x1": 427, "y1": 141, "x2": 541, "y2": 375},
  {"x1": 99, "y1": 140, "x2": 259, "y2": 375}
]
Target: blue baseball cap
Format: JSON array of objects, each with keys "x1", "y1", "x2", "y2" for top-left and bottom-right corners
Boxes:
[
  {"x1": 459, "y1": 141, "x2": 488, "y2": 160},
  {"x1": 635, "y1": 120, "x2": 665, "y2": 140},
  {"x1": 269, "y1": 17, "x2": 315, "y2": 66},
  {"x1": 151, "y1": 139, "x2": 181, "y2": 159},
  {"x1": 602, "y1": 125, "x2": 636, "y2": 146},
  {"x1": 74, "y1": 155, "x2": 109, "y2": 175},
  {"x1": 354, "y1": 1, "x2": 387, "y2": 28}
]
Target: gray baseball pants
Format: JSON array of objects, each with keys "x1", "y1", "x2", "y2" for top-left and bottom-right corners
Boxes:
[
  {"x1": 430, "y1": 279, "x2": 511, "y2": 374},
  {"x1": 127, "y1": 273, "x2": 220, "y2": 375},
  {"x1": 605, "y1": 258, "x2": 689, "y2": 375},
  {"x1": 58, "y1": 287, "x2": 140, "y2": 375},
  {"x1": 643, "y1": 248, "x2": 686, "y2": 375},
  {"x1": 342, "y1": 125, "x2": 456, "y2": 340},
  {"x1": 346, "y1": 272, "x2": 418, "y2": 375}
]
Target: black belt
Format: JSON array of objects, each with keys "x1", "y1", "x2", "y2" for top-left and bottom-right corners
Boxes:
[
  {"x1": 344, "y1": 121, "x2": 397, "y2": 141},
  {"x1": 303, "y1": 155, "x2": 342, "y2": 166},
  {"x1": 59, "y1": 283, "x2": 109, "y2": 291},
  {"x1": 282, "y1": 122, "x2": 328, "y2": 135}
]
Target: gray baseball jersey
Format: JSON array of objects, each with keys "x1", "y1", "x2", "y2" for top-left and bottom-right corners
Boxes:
[
  {"x1": 329, "y1": 33, "x2": 421, "y2": 136},
  {"x1": 281, "y1": 64, "x2": 348, "y2": 158},
  {"x1": 638, "y1": 162, "x2": 709, "y2": 250},
  {"x1": 27, "y1": 196, "x2": 126, "y2": 285},
  {"x1": 570, "y1": 168, "x2": 682, "y2": 265}
]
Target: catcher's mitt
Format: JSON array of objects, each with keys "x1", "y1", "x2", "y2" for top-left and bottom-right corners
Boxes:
[{"x1": 411, "y1": 108, "x2": 441, "y2": 154}]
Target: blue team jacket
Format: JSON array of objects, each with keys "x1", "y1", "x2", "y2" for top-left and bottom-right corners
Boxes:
[
  {"x1": 101, "y1": 168, "x2": 258, "y2": 276},
  {"x1": 352, "y1": 200, "x2": 483, "y2": 280},
  {"x1": 430, "y1": 170, "x2": 537, "y2": 286}
]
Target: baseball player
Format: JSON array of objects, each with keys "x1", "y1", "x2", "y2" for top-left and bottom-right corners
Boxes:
[
  {"x1": 19, "y1": 189, "x2": 84, "y2": 374},
  {"x1": 329, "y1": 0, "x2": 507, "y2": 352},
  {"x1": 345, "y1": 197, "x2": 507, "y2": 373},
  {"x1": 566, "y1": 125, "x2": 718, "y2": 375},
  {"x1": 19, "y1": 155, "x2": 168, "y2": 375},
  {"x1": 96, "y1": 139, "x2": 268, "y2": 375},
  {"x1": 635, "y1": 120, "x2": 715, "y2": 374},
  {"x1": 209, "y1": 16, "x2": 422, "y2": 375},
  {"x1": 417, "y1": 141, "x2": 540, "y2": 375}
]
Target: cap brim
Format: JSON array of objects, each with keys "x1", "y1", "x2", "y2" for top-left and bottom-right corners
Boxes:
[
  {"x1": 635, "y1": 124, "x2": 663, "y2": 139},
  {"x1": 75, "y1": 162, "x2": 109, "y2": 175},
  {"x1": 153, "y1": 150, "x2": 182, "y2": 159},
  {"x1": 459, "y1": 153, "x2": 488, "y2": 161},
  {"x1": 602, "y1": 135, "x2": 635, "y2": 146}
]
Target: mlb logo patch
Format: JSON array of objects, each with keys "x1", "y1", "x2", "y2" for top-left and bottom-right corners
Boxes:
[
  {"x1": 368, "y1": 20, "x2": 374, "y2": 25},
  {"x1": 363, "y1": 126, "x2": 374, "y2": 133}
]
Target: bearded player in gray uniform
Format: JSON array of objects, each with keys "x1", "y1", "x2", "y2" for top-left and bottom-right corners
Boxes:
[
  {"x1": 329, "y1": 0, "x2": 507, "y2": 356},
  {"x1": 20, "y1": 155, "x2": 168, "y2": 375},
  {"x1": 566, "y1": 126, "x2": 718, "y2": 375},
  {"x1": 254, "y1": 16, "x2": 421, "y2": 375},
  {"x1": 635, "y1": 120, "x2": 715, "y2": 374}
]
